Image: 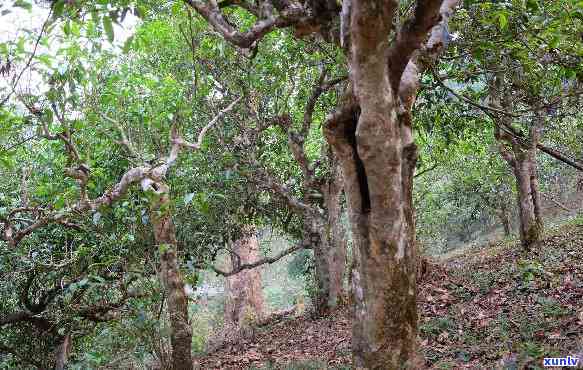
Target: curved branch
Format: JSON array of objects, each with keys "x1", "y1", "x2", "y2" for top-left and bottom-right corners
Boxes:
[
  {"x1": 396, "y1": 0, "x2": 459, "y2": 104},
  {"x1": 388, "y1": 0, "x2": 443, "y2": 91},
  {"x1": 211, "y1": 238, "x2": 309, "y2": 277},
  {"x1": 183, "y1": 0, "x2": 306, "y2": 49},
  {"x1": 250, "y1": 160, "x2": 316, "y2": 217},
  {"x1": 170, "y1": 96, "x2": 241, "y2": 155}
]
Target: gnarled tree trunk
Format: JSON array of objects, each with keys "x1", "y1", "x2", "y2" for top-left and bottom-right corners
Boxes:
[
  {"x1": 185, "y1": 0, "x2": 455, "y2": 365},
  {"x1": 224, "y1": 226, "x2": 265, "y2": 327},
  {"x1": 511, "y1": 144, "x2": 543, "y2": 248},
  {"x1": 326, "y1": 90, "x2": 419, "y2": 368},
  {"x1": 322, "y1": 0, "x2": 455, "y2": 365},
  {"x1": 322, "y1": 162, "x2": 347, "y2": 308},
  {"x1": 492, "y1": 76, "x2": 544, "y2": 250},
  {"x1": 149, "y1": 182, "x2": 193, "y2": 370},
  {"x1": 309, "y1": 164, "x2": 347, "y2": 316},
  {"x1": 325, "y1": 30, "x2": 419, "y2": 370},
  {"x1": 54, "y1": 334, "x2": 71, "y2": 370}
]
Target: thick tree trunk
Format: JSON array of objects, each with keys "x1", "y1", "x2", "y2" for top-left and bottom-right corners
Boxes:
[
  {"x1": 491, "y1": 73, "x2": 544, "y2": 250},
  {"x1": 495, "y1": 122, "x2": 544, "y2": 249},
  {"x1": 328, "y1": 95, "x2": 419, "y2": 369},
  {"x1": 224, "y1": 227, "x2": 265, "y2": 327},
  {"x1": 149, "y1": 183, "x2": 193, "y2": 370},
  {"x1": 54, "y1": 334, "x2": 70, "y2": 370},
  {"x1": 309, "y1": 207, "x2": 347, "y2": 316},
  {"x1": 324, "y1": 164, "x2": 347, "y2": 307},
  {"x1": 512, "y1": 148, "x2": 544, "y2": 248},
  {"x1": 308, "y1": 219, "x2": 333, "y2": 316},
  {"x1": 500, "y1": 209, "x2": 511, "y2": 237},
  {"x1": 325, "y1": 3, "x2": 419, "y2": 366},
  {"x1": 304, "y1": 160, "x2": 347, "y2": 316}
]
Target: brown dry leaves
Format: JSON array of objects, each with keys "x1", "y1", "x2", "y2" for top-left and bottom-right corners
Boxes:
[{"x1": 197, "y1": 224, "x2": 583, "y2": 369}]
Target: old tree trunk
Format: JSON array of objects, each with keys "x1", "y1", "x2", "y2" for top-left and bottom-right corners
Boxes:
[
  {"x1": 324, "y1": 1, "x2": 454, "y2": 368},
  {"x1": 148, "y1": 181, "x2": 193, "y2": 370},
  {"x1": 512, "y1": 138, "x2": 544, "y2": 248},
  {"x1": 496, "y1": 131, "x2": 544, "y2": 248},
  {"x1": 322, "y1": 162, "x2": 348, "y2": 309},
  {"x1": 325, "y1": 21, "x2": 420, "y2": 370},
  {"x1": 491, "y1": 76, "x2": 544, "y2": 249},
  {"x1": 186, "y1": 0, "x2": 455, "y2": 366},
  {"x1": 225, "y1": 227, "x2": 265, "y2": 328},
  {"x1": 310, "y1": 162, "x2": 348, "y2": 315}
]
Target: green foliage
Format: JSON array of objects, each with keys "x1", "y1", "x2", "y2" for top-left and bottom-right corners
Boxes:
[{"x1": 1, "y1": 0, "x2": 583, "y2": 367}]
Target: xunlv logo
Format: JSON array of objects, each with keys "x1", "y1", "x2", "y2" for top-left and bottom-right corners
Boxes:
[{"x1": 543, "y1": 356, "x2": 580, "y2": 367}]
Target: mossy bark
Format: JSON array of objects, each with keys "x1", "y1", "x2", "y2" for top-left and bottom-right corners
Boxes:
[
  {"x1": 149, "y1": 184, "x2": 193, "y2": 370},
  {"x1": 324, "y1": 2, "x2": 419, "y2": 366},
  {"x1": 512, "y1": 150, "x2": 544, "y2": 249},
  {"x1": 224, "y1": 226, "x2": 265, "y2": 328}
]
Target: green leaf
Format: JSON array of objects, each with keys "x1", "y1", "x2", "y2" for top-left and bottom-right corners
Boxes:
[
  {"x1": 158, "y1": 243, "x2": 170, "y2": 254},
  {"x1": 103, "y1": 16, "x2": 114, "y2": 42},
  {"x1": 52, "y1": 0, "x2": 65, "y2": 17},
  {"x1": 526, "y1": 0, "x2": 540, "y2": 12},
  {"x1": 498, "y1": 12, "x2": 508, "y2": 30},
  {"x1": 122, "y1": 35, "x2": 134, "y2": 53},
  {"x1": 63, "y1": 20, "x2": 71, "y2": 36},
  {"x1": 54, "y1": 196, "x2": 65, "y2": 210},
  {"x1": 38, "y1": 54, "x2": 52, "y2": 68},
  {"x1": 13, "y1": 0, "x2": 32, "y2": 11},
  {"x1": 134, "y1": 5, "x2": 147, "y2": 19},
  {"x1": 548, "y1": 36, "x2": 560, "y2": 49}
]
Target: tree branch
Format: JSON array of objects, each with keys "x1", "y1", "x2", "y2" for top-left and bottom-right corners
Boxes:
[
  {"x1": 541, "y1": 193, "x2": 578, "y2": 212},
  {"x1": 431, "y1": 68, "x2": 520, "y2": 117},
  {"x1": 250, "y1": 159, "x2": 317, "y2": 217},
  {"x1": 170, "y1": 96, "x2": 241, "y2": 156},
  {"x1": 211, "y1": 238, "x2": 309, "y2": 277},
  {"x1": 414, "y1": 162, "x2": 439, "y2": 178},
  {"x1": 388, "y1": 0, "x2": 443, "y2": 92},
  {"x1": 183, "y1": 0, "x2": 306, "y2": 49},
  {"x1": 0, "y1": 9, "x2": 52, "y2": 108}
]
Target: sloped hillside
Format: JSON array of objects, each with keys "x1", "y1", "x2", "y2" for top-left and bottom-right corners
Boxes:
[{"x1": 196, "y1": 223, "x2": 583, "y2": 369}]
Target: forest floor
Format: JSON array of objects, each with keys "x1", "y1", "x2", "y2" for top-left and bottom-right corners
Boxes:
[{"x1": 195, "y1": 222, "x2": 583, "y2": 369}]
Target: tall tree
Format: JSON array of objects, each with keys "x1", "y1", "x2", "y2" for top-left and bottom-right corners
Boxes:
[
  {"x1": 435, "y1": 0, "x2": 583, "y2": 249},
  {"x1": 184, "y1": 0, "x2": 457, "y2": 366}
]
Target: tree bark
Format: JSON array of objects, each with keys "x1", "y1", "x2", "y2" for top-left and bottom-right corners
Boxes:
[
  {"x1": 308, "y1": 178, "x2": 347, "y2": 317},
  {"x1": 224, "y1": 226, "x2": 265, "y2": 327},
  {"x1": 324, "y1": 3, "x2": 419, "y2": 367},
  {"x1": 496, "y1": 135, "x2": 544, "y2": 249},
  {"x1": 149, "y1": 182, "x2": 193, "y2": 370},
  {"x1": 492, "y1": 75, "x2": 544, "y2": 250},
  {"x1": 186, "y1": 0, "x2": 454, "y2": 366},
  {"x1": 510, "y1": 145, "x2": 544, "y2": 248},
  {"x1": 322, "y1": 162, "x2": 347, "y2": 308},
  {"x1": 499, "y1": 208, "x2": 511, "y2": 237},
  {"x1": 54, "y1": 334, "x2": 71, "y2": 370},
  {"x1": 310, "y1": 221, "x2": 333, "y2": 316},
  {"x1": 326, "y1": 92, "x2": 419, "y2": 369}
]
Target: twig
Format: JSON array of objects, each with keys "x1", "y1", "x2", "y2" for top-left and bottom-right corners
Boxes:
[
  {"x1": 211, "y1": 239, "x2": 309, "y2": 277},
  {"x1": 541, "y1": 193, "x2": 578, "y2": 212},
  {"x1": 0, "y1": 8, "x2": 53, "y2": 108}
]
